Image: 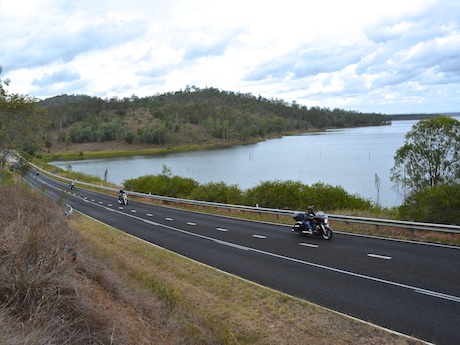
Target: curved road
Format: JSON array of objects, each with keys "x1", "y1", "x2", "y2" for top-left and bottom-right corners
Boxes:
[{"x1": 26, "y1": 172, "x2": 460, "y2": 345}]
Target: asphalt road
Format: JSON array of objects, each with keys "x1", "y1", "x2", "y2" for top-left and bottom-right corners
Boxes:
[{"x1": 26, "y1": 172, "x2": 460, "y2": 345}]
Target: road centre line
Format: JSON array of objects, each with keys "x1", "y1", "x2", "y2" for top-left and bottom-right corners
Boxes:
[
  {"x1": 368, "y1": 253, "x2": 392, "y2": 260},
  {"x1": 300, "y1": 243, "x2": 319, "y2": 248},
  {"x1": 216, "y1": 227, "x2": 228, "y2": 232},
  {"x1": 70, "y1": 194, "x2": 460, "y2": 304},
  {"x1": 252, "y1": 234, "x2": 266, "y2": 239}
]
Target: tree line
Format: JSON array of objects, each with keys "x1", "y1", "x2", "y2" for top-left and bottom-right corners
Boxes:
[{"x1": 40, "y1": 86, "x2": 389, "y2": 147}]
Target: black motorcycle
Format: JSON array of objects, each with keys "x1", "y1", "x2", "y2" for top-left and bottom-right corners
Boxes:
[{"x1": 291, "y1": 211, "x2": 333, "y2": 240}]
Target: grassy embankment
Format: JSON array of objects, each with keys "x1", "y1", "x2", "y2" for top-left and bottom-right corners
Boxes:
[{"x1": 0, "y1": 183, "x2": 426, "y2": 344}]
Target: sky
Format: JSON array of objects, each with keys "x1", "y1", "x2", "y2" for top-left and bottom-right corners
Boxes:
[{"x1": 1, "y1": 0, "x2": 459, "y2": 114}]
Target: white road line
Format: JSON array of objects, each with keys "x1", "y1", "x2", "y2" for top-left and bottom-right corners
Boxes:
[
  {"x1": 108, "y1": 203, "x2": 112, "y2": 207},
  {"x1": 217, "y1": 227, "x2": 228, "y2": 232},
  {"x1": 300, "y1": 242, "x2": 319, "y2": 248},
  {"x1": 165, "y1": 217, "x2": 173, "y2": 221},
  {"x1": 131, "y1": 210, "x2": 137, "y2": 213},
  {"x1": 252, "y1": 234, "x2": 266, "y2": 239},
  {"x1": 187, "y1": 222, "x2": 196, "y2": 226},
  {"x1": 368, "y1": 254, "x2": 392, "y2": 260},
  {"x1": 147, "y1": 213, "x2": 153, "y2": 217},
  {"x1": 414, "y1": 288, "x2": 460, "y2": 303}
]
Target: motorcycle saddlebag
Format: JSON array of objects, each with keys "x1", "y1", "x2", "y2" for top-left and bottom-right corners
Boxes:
[{"x1": 293, "y1": 212, "x2": 306, "y2": 221}]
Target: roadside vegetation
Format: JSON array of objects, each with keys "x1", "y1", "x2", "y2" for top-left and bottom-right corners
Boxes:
[
  {"x1": 0, "y1": 184, "x2": 425, "y2": 344},
  {"x1": 124, "y1": 165, "x2": 383, "y2": 212}
]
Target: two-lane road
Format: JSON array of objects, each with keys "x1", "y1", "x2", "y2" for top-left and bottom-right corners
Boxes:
[{"x1": 26, "y1": 172, "x2": 460, "y2": 344}]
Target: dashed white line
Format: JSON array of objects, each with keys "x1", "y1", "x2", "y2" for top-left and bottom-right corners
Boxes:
[
  {"x1": 131, "y1": 210, "x2": 137, "y2": 213},
  {"x1": 300, "y1": 242, "x2": 319, "y2": 248},
  {"x1": 187, "y1": 222, "x2": 196, "y2": 226},
  {"x1": 216, "y1": 227, "x2": 228, "y2": 232},
  {"x1": 368, "y1": 254, "x2": 392, "y2": 260},
  {"x1": 146, "y1": 213, "x2": 153, "y2": 217},
  {"x1": 165, "y1": 217, "x2": 173, "y2": 221},
  {"x1": 252, "y1": 234, "x2": 266, "y2": 239}
]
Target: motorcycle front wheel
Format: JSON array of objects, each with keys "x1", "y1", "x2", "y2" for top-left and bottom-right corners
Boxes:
[{"x1": 322, "y1": 226, "x2": 333, "y2": 240}]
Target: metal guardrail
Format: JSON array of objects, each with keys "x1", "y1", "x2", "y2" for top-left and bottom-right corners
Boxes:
[{"x1": 26, "y1": 159, "x2": 460, "y2": 235}]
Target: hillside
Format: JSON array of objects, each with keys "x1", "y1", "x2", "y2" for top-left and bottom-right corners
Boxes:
[{"x1": 39, "y1": 87, "x2": 389, "y2": 155}]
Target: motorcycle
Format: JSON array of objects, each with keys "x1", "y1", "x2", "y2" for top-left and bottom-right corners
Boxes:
[
  {"x1": 69, "y1": 182, "x2": 75, "y2": 190},
  {"x1": 291, "y1": 211, "x2": 333, "y2": 240},
  {"x1": 118, "y1": 191, "x2": 128, "y2": 205}
]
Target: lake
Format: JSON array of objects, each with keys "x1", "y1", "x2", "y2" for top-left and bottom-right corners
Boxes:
[{"x1": 49, "y1": 119, "x2": 431, "y2": 208}]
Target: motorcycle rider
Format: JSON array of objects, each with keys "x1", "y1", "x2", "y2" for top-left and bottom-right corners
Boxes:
[
  {"x1": 119, "y1": 189, "x2": 127, "y2": 202},
  {"x1": 69, "y1": 180, "x2": 75, "y2": 189},
  {"x1": 305, "y1": 205, "x2": 316, "y2": 231}
]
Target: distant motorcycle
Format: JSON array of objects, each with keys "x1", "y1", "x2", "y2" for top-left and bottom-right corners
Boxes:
[
  {"x1": 118, "y1": 190, "x2": 128, "y2": 205},
  {"x1": 69, "y1": 181, "x2": 75, "y2": 190},
  {"x1": 291, "y1": 211, "x2": 333, "y2": 240}
]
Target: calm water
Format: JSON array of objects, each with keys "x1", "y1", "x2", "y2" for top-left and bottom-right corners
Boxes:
[{"x1": 50, "y1": 119, "x2": 427, "y2": 207}]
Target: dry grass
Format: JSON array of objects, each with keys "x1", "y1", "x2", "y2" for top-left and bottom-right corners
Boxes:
[{"x1": 0, "y1": 184, "x2": 428, "y2": 344}]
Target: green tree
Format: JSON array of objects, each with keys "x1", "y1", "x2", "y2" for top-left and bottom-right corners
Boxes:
[
  {"x1": 390, "y1": 116, "x2": 460, "y2": 195},
  {"x1": 0, "y1": 67, "x2": 49, "y2": 177}
]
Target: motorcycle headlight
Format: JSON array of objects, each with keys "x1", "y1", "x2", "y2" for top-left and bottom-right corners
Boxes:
[{"x1": 324, "y1": 219, "x2": 328, "y2": 224}]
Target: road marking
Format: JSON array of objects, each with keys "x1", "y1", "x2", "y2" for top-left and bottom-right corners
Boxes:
[
  {"x1": 143, "y1": 219, "x2": 159, "y2": 226},
  {"x1": 62, "y1": 191, "x2": 460, "y2": 305},
  {"x1": 216, "y1": 227, "x2": 228, "y2": 232},
  {"x1": 165, "y1": 217, "x2": 173, "y2": 221},
  {"x1": 187, "y1": 222, "x2": 196, "y2": 226},
  {"x1": 108, "y1": 203, "x2": 112, "y2": 207},
  {"x1": 131, "y1": 210, "x2": 137, "y2": 213},
  {"x1": 147, "y1": 213, "x2": 153, "y2": 217},
  {"x1": 252, "y1": 234, "x2": 266, "y2": 239},
  {"x1": 300, "y1": 242, "x2": 318, "y2": 248},
  {"x1": 99, "y1": 201, "x2": 103, "y2": 204},
  {"x1": 368, "y1": 254, "x2": 392, "y2": 260},
  {"x1": 414, "y1": 288, "x2": 460, "y2": 303}
]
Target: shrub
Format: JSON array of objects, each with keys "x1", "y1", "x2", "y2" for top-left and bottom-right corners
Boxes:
[
  {"x1": 190, "y1": 181, "x2": 243, "y2": 204},
  {"x1": 125, "y1": 174, "x2": 378, "y2": 212},
  {"x1": 244, "y1": 180, "x2": 305, "y2": 209},
  {"x1": 398, "y1": 183, "x2": 460, "y2": 224}
]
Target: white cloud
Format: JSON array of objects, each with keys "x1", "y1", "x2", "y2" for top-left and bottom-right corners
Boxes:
[{"x1": 0, "y1": 0, "x2": 459, "y2": 114}]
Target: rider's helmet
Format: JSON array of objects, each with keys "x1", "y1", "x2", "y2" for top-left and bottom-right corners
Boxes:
[{"x1": 307, "y1": 205, "x2": 314, "y2": 213}]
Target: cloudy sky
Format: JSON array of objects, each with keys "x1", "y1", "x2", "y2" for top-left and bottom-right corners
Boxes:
[{"x1": 1, "y1": 0, "x2": 459, "y2": 114}]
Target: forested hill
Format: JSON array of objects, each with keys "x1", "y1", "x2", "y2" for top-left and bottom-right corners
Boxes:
[{"x1": 39, "y1": 87, "x2": 389, "y2": 148}]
